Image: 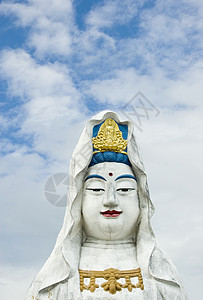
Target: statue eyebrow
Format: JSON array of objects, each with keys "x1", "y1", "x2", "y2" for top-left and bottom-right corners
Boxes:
[
  {"x1": 84, "y1": 175, "x2": 107, "y2": 182},
  {"x1": 115, "y1": 175, "x2": 137, "y2": 182}
]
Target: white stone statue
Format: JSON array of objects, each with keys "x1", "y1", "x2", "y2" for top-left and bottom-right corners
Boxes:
[{"x1": 27, "y1": 111, "x2": 187, "y2": 300}]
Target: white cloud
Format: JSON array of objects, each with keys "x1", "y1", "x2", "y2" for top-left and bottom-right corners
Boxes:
[
  {"x1": 84, "y1": 63, "x2": 203, "y2": 110},
  {"x1": 0, "y1": 0, "x2": 74, "y2": 57},
  {"x1": 0, "y1": 49, "x2": 75, "y2": 99},
  {"x1": 0, "y1": 48, "x2": 87, "y2": 160},
  {"x1": 85, "y1": 0, "x2": 144, "y2": 28},
  {"x1": 0, "y1": 113, "x2": 9, "y2": 130},
  {"x1": 83, "y1": 68, "x2": 157, "y2": 105},
  {"x1": 72, "y1": 0, "x2": 203, "y2": 78},
  {"x1": 0, "y1": 145, "x2": 68, "y2": 271},
  {"x1": 76, "y1": 27, "x2": 116, "y2": 58},
  {"x1": 137, "y1": 1, "x2": 203, "y2": 71}
]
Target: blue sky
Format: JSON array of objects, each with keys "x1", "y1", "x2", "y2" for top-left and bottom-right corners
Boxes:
[{"x1": 0, "y1": 0, "x2": 203, "y2": 299}]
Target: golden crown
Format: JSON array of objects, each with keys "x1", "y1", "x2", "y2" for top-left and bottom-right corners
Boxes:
[{"x1": 92, "y1": 118, "x2": 127, "y2": 154}]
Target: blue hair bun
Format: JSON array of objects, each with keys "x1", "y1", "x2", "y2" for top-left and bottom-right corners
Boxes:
[{"x1": 89, "y1": 151, "x2": 131, "y2": 167}]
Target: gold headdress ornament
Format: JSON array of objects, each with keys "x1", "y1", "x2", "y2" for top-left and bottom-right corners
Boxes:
[{"x1": 92, "y1": 118, "x2": 128, "y2": 155}]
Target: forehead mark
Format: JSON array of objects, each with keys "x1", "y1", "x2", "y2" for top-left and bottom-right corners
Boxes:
[
  {"x1": 115, "y1": 174, "x2": 137, "y2": 182},
  {"x1": 84, "y1": 174, "x2": 107, "y2": 182}
]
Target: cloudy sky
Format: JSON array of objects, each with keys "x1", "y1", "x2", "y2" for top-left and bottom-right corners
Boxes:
[{"x1": 0, "y1": 0, "x2": 203, "y2": 299}]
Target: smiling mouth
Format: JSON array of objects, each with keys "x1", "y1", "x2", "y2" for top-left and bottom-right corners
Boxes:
[{"x1": 100, "y1": 210, "x2": 122, "y2": 218}]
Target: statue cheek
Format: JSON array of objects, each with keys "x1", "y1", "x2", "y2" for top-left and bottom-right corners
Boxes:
[{"x1": 82, "y1": 197, "x2": 101, "y2": 213}]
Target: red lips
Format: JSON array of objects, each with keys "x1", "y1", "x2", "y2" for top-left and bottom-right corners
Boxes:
[{"x1": 101, "y1": 210, "x2": 122, "y2": 218}]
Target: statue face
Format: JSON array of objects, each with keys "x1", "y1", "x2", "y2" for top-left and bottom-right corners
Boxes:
[{"x1": 82, "y1": 162, "x2": 140, "y2": 241}]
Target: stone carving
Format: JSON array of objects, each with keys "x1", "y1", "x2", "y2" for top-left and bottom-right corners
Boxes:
[{"x1": 26, "y1": 111, "x2": 187, "y2": 300}]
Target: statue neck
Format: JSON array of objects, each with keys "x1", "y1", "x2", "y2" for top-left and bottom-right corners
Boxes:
[
  {"x1": 82, "y1": 236, "x2": 136, "y2": 249},
  {"x1": 80, "y1": 236, "x2": 138, "y2": 270}
]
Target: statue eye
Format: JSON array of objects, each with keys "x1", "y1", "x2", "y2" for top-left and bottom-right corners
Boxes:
[
  {"x1": 116, "y1": 188, "x2": 135, "y2": 192},
  {"x1": 86, "y1": 188, "x2": 105, "y2": 192},
  {"x1": 93, "y1": 188, "x2": 105, "y2": 192}
]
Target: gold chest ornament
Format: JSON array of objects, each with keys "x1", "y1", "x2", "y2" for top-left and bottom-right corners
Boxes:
[{"x1": 79, "y1": 267, "x2": 144, "y2": 295}]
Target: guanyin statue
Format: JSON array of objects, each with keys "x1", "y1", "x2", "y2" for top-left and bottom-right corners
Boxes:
[{"x1": 27, "y1": 111, "x2": 187, "y2": 300}]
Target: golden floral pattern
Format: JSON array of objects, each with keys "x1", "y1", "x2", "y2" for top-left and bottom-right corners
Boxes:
[{"x1": 79, "y1": 267, "x2": 144, "y2": 295}]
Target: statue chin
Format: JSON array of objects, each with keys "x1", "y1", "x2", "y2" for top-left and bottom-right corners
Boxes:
[{"x1": 82, "y1": 214, "x2": 137, "y2": 241}]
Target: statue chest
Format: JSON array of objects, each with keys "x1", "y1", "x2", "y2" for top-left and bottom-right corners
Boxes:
[{"x1": 79, "y1": 243, "x2": 145, "y2": 300}]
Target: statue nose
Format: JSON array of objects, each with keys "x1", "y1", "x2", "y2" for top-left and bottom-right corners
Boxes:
[{"x1": 103, "y1": 185, "x2": 118, "y2": 208}]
